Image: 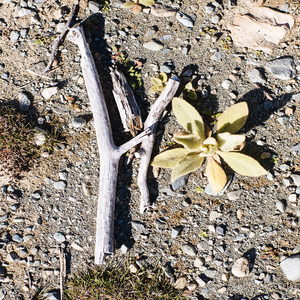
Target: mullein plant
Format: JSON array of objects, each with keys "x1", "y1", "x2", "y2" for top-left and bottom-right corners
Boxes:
[{"x1": 151, "y1": 98, "x2": 267, "y2": 193}]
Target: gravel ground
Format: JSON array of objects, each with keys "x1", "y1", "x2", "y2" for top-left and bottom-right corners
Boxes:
[{"x1": 1, "y1": 0, "x2": 300, "y2": 299}]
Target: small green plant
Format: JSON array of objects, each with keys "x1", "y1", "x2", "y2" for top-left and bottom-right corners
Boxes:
[
  {"x1": 194, "y1": 186, "x2": 204, "y2": 193},
  {"x1": 199, "y1": 231, "x2": 208, "y2": 237},
  {"x1": 261, "y1": 245, "x2": 280, "y2": 260},
  {"x1": 150, "y1": 72, "x2": 168, "y2": 94},
  {"x1": 0, "y1": 106, "x2": 62, "y2": 182},
  {"x1": 112, "y1": 50, "x2": 142, "y2": 90},
  {"x1": 34, "y1": 34, "x2": 56, "y2": 46},
  {"x1": 151, "y1": 98, "x2": 267, "y2": 193},
  {"x1": 64, "y1": 259, "x2": 185, "y2": 299},
  {"x1": 184, "y1": 82, "x2": 197, "y2": 100},
  {"x1": 124, "y1": 0, "x2": 155, "y2": 14}
]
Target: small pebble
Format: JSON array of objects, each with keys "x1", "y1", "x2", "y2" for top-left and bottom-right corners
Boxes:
[
  {"x1": 222, "y1": 79, "x2": 232, "y2": 89},
  {"x1": 182, "y1": 243, "x2": 197, "y2": 256},
  {"x1": 54, "y1": 232, "x2": 66, "y2": 243},
  {"x1": 72, "y1": 118, "x2": 86, "y2": 128},
  {"x1": 232, "y1": 257, "x2": 250, "y2": 277},
  {"x1": 143, "y1": 40, "x2": 164, "y2": 51},
  {"x1": 54, "y1": 181, "x2": 66, "y2": 190},
  {"x1": 12, "y1": 234, "x2": 23, "y2": 243},
  {"x1": 227, "y1": 189, "x2": 243, "y2": 200},
  {"x1": 276, "y1": 200, "x2": 286, "y2": 212},
  {"x1": 280, "y1": 255, "x2": 300, "y2": 281},
  {"x1": 211, "y1": 14, "x2": 221, "y2": 24}
]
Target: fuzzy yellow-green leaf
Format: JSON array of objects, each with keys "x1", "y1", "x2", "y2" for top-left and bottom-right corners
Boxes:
[
  {"x1": 217, "y1": 102, "x2": 248, "y2": 134},
  {"x1": 185, "y1": 82, "x2": 194, "y2": 91},
  {"x1": 173, "y1": 132, "x2": 202, "y2": 151},
  {"x1": 217, "y1": 151, "x2": 268, "y2": 177},
  {"x1": 158, "y1": 72, "x2": 168, "y2": 82},
  {"x1": 151, "y1": 148, "x2": 190, "y2": 168},
  {"x1": 149, "y1": 85, "x2": 160, "y2": 93},
  {"x1": 206, "y1": 156, "x2": 227, "y2": 193},
  {"x1": 217, "y1": 132, "x2": 246, "y2": 152},
  {"x1": 139, "y1": 0, "x2": 155, "y2": 6},
  {"x1": 171, "y1": 153, "x2": 204, "y2": 182},
  {"x1": 172, "y1": 98, "x2": 205, "y2": 140},
  {"x1": 124, "y1": 1, "x2": 135, "y2": 8},
  {"x1": 151, "y1": 77, "x2": 162, "y2": 86},
  {"x1": 203, "y1": 137, "x2": 218, "y2": 145},
  {"x1": 187, "y1": 91, "x2": 197, "y2": 100}
]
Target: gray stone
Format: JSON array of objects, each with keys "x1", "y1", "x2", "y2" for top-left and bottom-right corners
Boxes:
[
  {"x1": 171, "y1": 226, "x2": 182, "y2": 238},
  {"x1": 59, "y1": 171, "x2": 68, "y2": 181},
  {"x1": 43, "y1": 291, "x2": 60, "y2": 300},
  {"x1": 6, "y1": 252, "x2": 19, "y2": 262},
  {"x1": 233, "y1": 233, "x2": 247, "y2": 241},
  {"x1": 194, "y1": 257, "x2": 204, "y2": 267},
  {"x1": 211, "y1": 51, "x2": 225, "y2": 62},
  {"x1": 222, "y1": 79, "x2": 232, "y2": 89},
  {"x1": 265, "y1": 57, "x2": 296, "y2": 80},
  {"x1": 20, "y1": 29, "x2": 28, "y2": 38},
  {"x1": 32, "y1": 191, "x2": 41, "y2": 199},
  {"x1": 18, "y1": 8, "x2": 35, "y2": 17},
  {"x1": 19, "y1": 92, "x2": 31, "y2": 111},
  {"x1": 151, "y1": 4, "x2": 177, "y2": 17},
  {"x1": 42, "y1": 87, "x2": 58, "y2": 99},
  {"x1": 160, "y1": 35, "x2": 173, "y2": 42},
  {"x1": 204, "y1": 268, "x2": 217, "y2": 278},
  {"x1": 290, "y1": 143, "x2": 300, "y2": 152},
  {"x1": 176, "y1": 12, "x2": 194, "y2": 28},
  {"x1": 232, "y1": 257, "x2": 250, "y2": 277},
  {"x1": 10, "y1": 31, "x2": 20, "y2": 42},
  {"x1": 280, "y1": 164, "x2": 290, "y2": 171},
  {"x1": 53, "y1": 106, "x2": 68, "y2": 114},
  {"x1": 280, "y1": 255, "x2": 300, "y2": 281},
  {"x1": 88, "y1": 1, "x2": 102, "y2": 13},
  {"x1": 267, "y1": 172, "x2": 274, "y2": 181},
  {"x1": 146, "y1": 27, "x2": 157, "y2": 37},
  {"x1": 209, "y1": 210, "x2": 222, "y2": 221},
  {"x1": 1, "y1": 73, "x2": 8, "y2": 80},
  {"x1": 56, "y1": 22, "x2": 66, "y2": 33},
  {"x1": 291, "y1": 174, "x2": 300, "y2": 186},
  {"x1": 54, "y1": 232, "x2": 66, "y2": 243},
  {"x1": 12, "y1": 234, "x2": 23, "y2": 243},
  {"x1": 143, "y1": 40, "x2": 164, "y2": 51},
  {"x1": 197, "y1": 241, "x2": 209, "y2": 251},
  {"x1": 182, "y1": 243, "x2": 197, "y2": 256},
  {"x1": 205, "y1": 4, "x2": 215, "y2": 14},
  {"x1": 227, "y1": 189, "x2": 243, "y2": 200},
  {"x1": 172, "y1": 174, "x2": 189, "y2": 190},
  {"x1": 132, "y1": 221, "x2": 146, "y2": 233},
  {"x1": 283, "y1": 178, "x2": 292, "y2": 186},
  {"x1": 201, "y1": 286, "x2": 216, "y2": 298},
  {"x1": 160, "y1": 64, "x2": 172, "y2": 73},
  {"x1": 0, "y1": 290, "x2": 5, "y2": 300},
  {"x1": 0, "y1": 215, "x2": 7, "y2": 222},
  {"x1": 72, "y1": 117, "x2": 86, "y2": 128},
  {"x1": 216, "y1": 225, "x2": 225, "y2": 236},
  {"x1": 54, "y1": 181, "x2": 66, "y2": 190},
  {"x1": 276, "y1": 200, "x2": 286, "y2": 212},
  {"x1": 211, "y1": 14, "x2": 221, "y2": 24},
  {"x1": 247, "y1": 68, "x2": 266, "y2": 84}
]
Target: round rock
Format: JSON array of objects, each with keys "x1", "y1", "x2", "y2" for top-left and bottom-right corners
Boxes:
[
  {"x1": 72, "y1": 117, "x2": 86, "y2": 128},
  {"x1": 143, "y1": 40, "x2": 164, "y2": 51},
  {"x1": 19, "y1": 92, "x2": 31, "y2": 111},
  {"x1": 54, "y1": 181, "x2": 66, "y2": 190},
  {"x1": 231, "y1": 257, "x2": 250, "y2": 277},
  {"x1": 12, "y1": 234, "x2": 23, "y2": 243},
  {"x1": 276, "y1": 200, "x2": 286, "y2": 212},
  {"x1": 280, "y1": 255, "x2": 300, "y2": 281},
  {"x1": 182, "y1": 243, "x2": 197, "y2": 256},
  {"x1": 54, "y1": 232, "x2": 66, "y2": 243}
]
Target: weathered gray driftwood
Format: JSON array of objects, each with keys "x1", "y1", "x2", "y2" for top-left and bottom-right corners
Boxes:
[
  {"x1": 136, "y1": 77, "x2": 180, "y2": 213},
  {"x1": 67, "y1": 26, "x2": 180, "y2": 263}
]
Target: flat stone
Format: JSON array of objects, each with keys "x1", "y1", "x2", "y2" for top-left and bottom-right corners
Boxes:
[
  {"x1": 197, "y1": 241, "x2": 209, "y2": 251},
  {"x1": 171, "y1": 226, "x2": 182, "y2": 238},
  {"x1": 291, "y1": 174, "x2": 300, "y2": 186},
  {"x1": 146, "y1": 27, "x2": 157, "y2": 37},
  {"x1": 42, "y1": 87, "x2": 58, "y2": 99},
  {"x1": 182, "y1": 243, "x2": 197, "y2": 256},
  {"x1": 173, "y1": 276, "x2": 187, "y2": 289},
  {"x1": 276, "y1": 200, "x2": 286, "y2": 212},
  {"x1": 194, "y1": 257, "x2": 204, "y2": 267},
  {"x1": 10, "y1": 31, "x2": 20, "y2": 42},
  {"x1": 72, "y1": 118, "x2": 86, "y2": 128},
  {"x1": 209, "y1": 210, "x2": 222, "y2": 221},
  {"x1": 88, "y1": 1, "x2": 102, "y2": 13},
  {"x1": 202, "y1": 286, "x2": 216, "y2": 298},
  {"x1": 211, "y1": 14, "x2": 221, "y2": 24},
  {"x1": 205, "y1": 4, "x2": 215, "y2": 14},
  {"x1": 43, "y1": 291, "x2": 60, "y2": 300},
  {"x1": 204, "y1": 268, "x2": 217, "y2": 278},
  {"x1": 172, "y1": 174, "x2": 189, "y2": 190},
  {"x1": 247, "y1": 68, "x2": 266, "y2": 83},
  {"x1": 233, "y1": 233, "x2": 247, "y2": 241},
  {"x1": 151, "y1": 4, "x2": 177, "y2": 17},
  {"x1": 176, "y1": 12, "x2": 194, "y2": 28},
  {"x1": 227, "y1": 189, "x2": 243, "y2": 200},
  {"x1": 54, "y1": 232, "x2": 66, "y2": 243},
  {"x1": 143, "y1": 40, "x2": 164, "y2": 51},
  {"x1": 12, "y1": 234, "x2": 23, "y2": 243},
  {"x1": 211, "y1": 51, "x2": 225, "y2": 62},
  {"x1": 52, "y1": 106, "x2": 68, "y2": 114},
  {"x1": 216, "y1": 225, "x2": 225, "y2": 236},
  {"x1": 18, "y1": 8, "x2": 35, "y2": 17},
  {"x1": 232, "y1": 257, "x2": 250, "y2": 277},
  {"x1": 120, "y1": 244, "x2": 128, "y2": 253},
  {"x1": 222, "y1": 79, "x2": 232, "y2": 89},
  {"x1": 290, "y1": 143, "x2": 300, "y2": 152},
  {"x1": 54, "y1": 181, "x2": 66, "y2": 190},
  {"x1": 280, "y1": 255, "x2": 300, "y2": 281},
  {"x1": 132, "y1": 221, "x2": 146, "y2": 233},
  {"x1": 265, "y1": 57, "x2": 296, "y2": 80},
  {"x1": 6, "y1": 252, "x2": 19, "y2": 263}
]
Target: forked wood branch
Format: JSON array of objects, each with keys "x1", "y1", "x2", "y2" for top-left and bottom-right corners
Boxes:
[{"x1": 67, "y1": 26, "x2": 180, "y2": 264}]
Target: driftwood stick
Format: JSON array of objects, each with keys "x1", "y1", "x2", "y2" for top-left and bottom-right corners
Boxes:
[
  {"x1": 67, "y1": 26, "x2": 152, "y2": 264},
  {"x1": 137, "y1": 77, "x2": 180, "y2": 213},
  {"x1": 43, "y1": 4, "x2": 78, "y2": 74}
]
